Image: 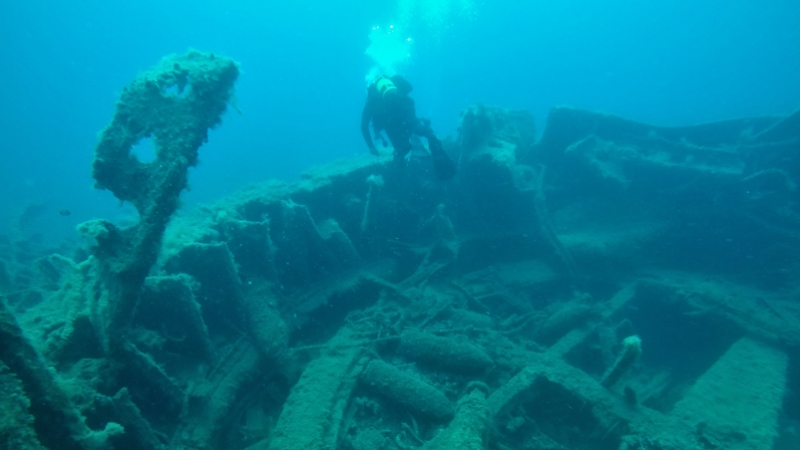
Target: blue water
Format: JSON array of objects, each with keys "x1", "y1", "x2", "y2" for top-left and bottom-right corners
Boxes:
[{"x1": 1, "y1": 0, "x2": 798, "y2": 240}]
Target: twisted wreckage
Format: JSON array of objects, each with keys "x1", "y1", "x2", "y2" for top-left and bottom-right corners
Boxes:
[{"x1": 2, "y1": 51, "x2": 800, "y2": 450}]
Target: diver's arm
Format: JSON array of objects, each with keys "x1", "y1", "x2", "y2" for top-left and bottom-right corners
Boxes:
[{"x1": 361, "y1": 103, "x2": 378, "y2": 155}]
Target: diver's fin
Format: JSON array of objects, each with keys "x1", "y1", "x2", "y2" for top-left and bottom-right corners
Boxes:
[{"x1": 430, "y1": 143, "x2": 456, "y2": 180}]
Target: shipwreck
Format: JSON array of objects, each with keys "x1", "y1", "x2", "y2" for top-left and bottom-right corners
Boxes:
[{"x1": 2, "y1": 51, "x2": 800, "y2": 450}]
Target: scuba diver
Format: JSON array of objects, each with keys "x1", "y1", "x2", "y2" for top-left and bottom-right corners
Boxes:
[{"x1": 361, "y1": 75, "x2": 456, "y2": 180}]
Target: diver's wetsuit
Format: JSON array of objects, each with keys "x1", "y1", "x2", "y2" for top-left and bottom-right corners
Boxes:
[{"x1": 361, "y1": 75, "x2": 455, "y2": 180}]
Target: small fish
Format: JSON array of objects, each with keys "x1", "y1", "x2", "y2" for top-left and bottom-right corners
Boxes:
[{"x1": 59, "y1": 209, "x2": 71, "y2": 216}]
